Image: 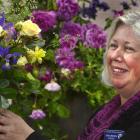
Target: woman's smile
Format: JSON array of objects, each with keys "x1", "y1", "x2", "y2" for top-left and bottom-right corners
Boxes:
[{"x1": 111, "y1": 65, "x2": 128, "y2": 75}]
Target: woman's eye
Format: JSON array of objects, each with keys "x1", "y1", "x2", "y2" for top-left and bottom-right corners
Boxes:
[
  {"x1": 125, "y1": 46, "x2": 135, "y2": 52},
  {"x1": 109, "y1": 44, "x2": 117, "y2": 49}
]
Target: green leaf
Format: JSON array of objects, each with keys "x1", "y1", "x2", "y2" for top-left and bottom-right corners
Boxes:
[
  {"x1": 0, "y1": 96, "x2": 11, "y2": 109},
  {"x1": 56, "y1": 104, "x2": 70, "y2": 118},
  {"x1": 104, "y1": 18, "x2": 113, "y2": 30},
  {"x1": 31, "y1": 80, "x2": 41, "y2": 89},
  {"x1": 10, "y1": 47, "x2": 26, "y2": 54},
  {"x1": 45, "y1": 49, "x2": 55, "y2": 61},
  {"x1": 26, "y1": 73, "x2": 36, "y2": 81},
  {"x1": 0, "y1": 79, "x2": 9, "y2": 88},
  {"x1": 0, "y1": 88, "x2": 17, "y2": 99}
]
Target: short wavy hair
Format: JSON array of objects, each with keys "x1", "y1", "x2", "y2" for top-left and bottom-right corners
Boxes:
[{"x1": 101, "y1": 10, "x2": 140, "y2": 86}]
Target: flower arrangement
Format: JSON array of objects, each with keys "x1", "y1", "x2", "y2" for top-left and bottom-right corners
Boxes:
[{"x1": 0, "y1": 0, "x2": 138, "y2": 139}]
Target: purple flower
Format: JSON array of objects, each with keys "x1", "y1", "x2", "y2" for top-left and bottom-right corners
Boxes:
[
  {"x1": 39, "y1": 69, "x2": 52, "y2": 82},
  {"x1": 82, "y1": 23, "x2": 107, "y2": 48},
  {"x1": 113, "y1": 10, "x2": 124, "y2": 17},
  {"x1": 25, "y1": 63, "x2": 33, "y2": 72},
  {"x1": 55, "y1": 47, "x2": 84, "y2": 70},
  {"x1": 29, "y1": 109, "x2": 46, "y2": 120},
  {"x1": 56, "y1": 47, "x2": 75, "y2": 63},
  {"x1": 57, "y1": 0, "x2": 80, "y2": 21},
  {"x1": 60, "y1": 22, "x2": 82, "y2": 39},
  {"x1": 31, "y1": 10, "x2": 57, "y2": 32},
  {"x1": 60, "y1": 34, "x2": 78, "y2": 49},
  {"x1": 131, "y1": 0, "x2": 138, "y2": 6}
]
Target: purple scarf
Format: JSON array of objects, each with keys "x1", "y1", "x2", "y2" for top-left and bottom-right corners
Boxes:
[{"x1": 77, "y1": 91, "x2": 140, "y2": 140}]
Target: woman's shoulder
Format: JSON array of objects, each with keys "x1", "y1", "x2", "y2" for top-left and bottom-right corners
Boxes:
[
  {"x1": 112, "y1": 100, "x2": 140, "y2": 127},
  {"x1": 26, "y1": 131, "x2": 47, "y2": 140}
]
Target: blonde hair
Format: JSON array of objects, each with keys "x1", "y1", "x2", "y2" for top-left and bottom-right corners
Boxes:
[{"x1": 101, "y1": 10, "x2": 140, "y2": 86}]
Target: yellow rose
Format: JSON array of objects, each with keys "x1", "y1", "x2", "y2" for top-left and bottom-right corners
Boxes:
[{"x1": 19, "y1": 20, "x2": 41, "y2": 36}]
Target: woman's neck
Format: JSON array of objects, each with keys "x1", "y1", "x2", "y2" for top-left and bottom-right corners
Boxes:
[{"x1": 116, "y1": 88, "x2": 140, "y2": 105}]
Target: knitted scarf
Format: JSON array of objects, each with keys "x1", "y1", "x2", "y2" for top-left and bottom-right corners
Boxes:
[{"x1": 77, "y1": 91, "x2": 140, "y2": 140}]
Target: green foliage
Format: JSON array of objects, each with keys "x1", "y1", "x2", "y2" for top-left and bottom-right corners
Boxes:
[{"x1": 0, "y1": 0, "x2": 118, "y2": 139}]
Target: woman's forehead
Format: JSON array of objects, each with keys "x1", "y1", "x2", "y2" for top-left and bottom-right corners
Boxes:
[{"x1": 110, "y1": 24, "x2": 140, "y2": 44}]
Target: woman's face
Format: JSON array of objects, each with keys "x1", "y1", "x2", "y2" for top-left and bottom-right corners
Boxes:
[{"x1": 107, "y1": 24, "x2": 140, "y2": 93}]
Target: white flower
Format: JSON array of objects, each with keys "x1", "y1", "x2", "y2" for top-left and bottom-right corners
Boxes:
[
  {"x1": 17, "y1": 56, "x2": 28, "y2": 66},
  {"x1": 0, "y1": 26, "x2": 3, "y2": 34},
  {"x1": 61, "y1": 68, "x2": 71, "y2": 76},
  {"x1": 44, "y1": 81, "x2": 61, "y2": 92}
]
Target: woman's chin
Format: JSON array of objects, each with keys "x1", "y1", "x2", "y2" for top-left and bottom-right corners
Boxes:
[{"x1": 112, "y1": 80, "x2": 126, "y2": 89}]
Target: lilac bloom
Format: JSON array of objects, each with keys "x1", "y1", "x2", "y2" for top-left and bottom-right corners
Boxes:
[
  {"x1": 31, "y1": 10, "x2": 57, "y2": 32},
  {"x1": 57, "y1": 0, "x2": 80, "y2": 21},
  {"x1": 55, "y1": 47, "x2": 84, "y2": 70},
  {"x1": 60, "y1": 34, "x2": 78, "y2": 49},
  {"x1": 82, "y1": 23, "x2": 107, "y2": 48},
  {"x1": 60, "y1": 22, "x2": 82, "y2": 39},
  {"x1": 29, "y1": 109, "x2": 46, "y2": 120}
]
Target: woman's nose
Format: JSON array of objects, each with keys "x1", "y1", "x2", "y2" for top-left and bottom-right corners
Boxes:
[{"x1": 111, "y1": 47, "x2": 123, "y2": 62}]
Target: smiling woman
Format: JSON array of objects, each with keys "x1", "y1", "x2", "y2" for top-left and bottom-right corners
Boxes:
[
  {"x1": 107, "y1": 23, "x2": 140, "y2": 103},
  {"x1": 77, "y1": 10, "x2": 140, "y2": 140}
]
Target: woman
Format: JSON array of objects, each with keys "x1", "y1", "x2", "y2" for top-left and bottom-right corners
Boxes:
[
  {"x1": 0, "y1": 109, "x2": 46, "y2": 140},
  {"x1": 78, "y1": 10, "x2": 140, "y2": 140}
]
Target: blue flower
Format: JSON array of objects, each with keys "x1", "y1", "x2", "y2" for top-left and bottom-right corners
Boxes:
[
  {"x1": 131, "y1": 0, "x2": 138, "y2": 6},
  {"x1": 121, "y1": 1, "x2": 130, "y2": 10},
  {"x1": 0, "y1": 46, "x2": 21, "y2": 71},
  {"x1": 0, "y1": 46, "x2": 10, "y2": 57},
  {"x1": 0, "y1": 13, "x2": 17, "y2": 40},
  {"x1": 81, "y1": 0, "x2": 109, "y2": 19},
  {"x1": 0, "y1": 13, "x2": 13, "y2": 30},
  {"x1": 98, "y1": 2, "x2": 110, "y2": 11}
]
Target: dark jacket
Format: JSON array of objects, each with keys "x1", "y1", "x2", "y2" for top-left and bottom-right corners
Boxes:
[
  {"x1": 110, "y1": 100, "x2": 140, "y2": 140},
  {"x1": 26, "y1": 131, "x2": 47, "y2": 140},
  {"x1": 79, "y1": 98, "x2": 140, "y2": 140}
]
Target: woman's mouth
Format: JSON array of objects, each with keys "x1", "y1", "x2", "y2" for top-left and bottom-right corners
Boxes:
[{"x1": 111, "y1": 66, "x2": 128, "y2": 75}]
